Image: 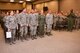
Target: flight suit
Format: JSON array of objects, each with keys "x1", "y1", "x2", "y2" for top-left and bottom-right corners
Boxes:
[
  {"x1": 38, "y1": 14, "x2": 45, "y2": 37},
  {"x1": 67, "y1": 12, "x2": 76, "y2": 31}
]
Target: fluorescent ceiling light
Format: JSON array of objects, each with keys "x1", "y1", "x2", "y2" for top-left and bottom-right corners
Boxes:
[
  {"x1": 26, "y1": 0, "x2": 31, "y2": 1},
  {"x1": 19, "y1": 1, "x2": 24, "y2": 3},
  {"x1": 10, "y1": 0, "x2": 14, "y2": 2}
]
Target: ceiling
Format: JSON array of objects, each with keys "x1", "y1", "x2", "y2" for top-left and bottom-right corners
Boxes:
[
  {"x1": 0, "y1": 0, "x2": 54, "y2": 2},
  {"x1": 0, "y1": 0, "x2": 39, "y2": 2},
  {"x1": 0, "y1": 0, "x2": 55, "y2": 4}
]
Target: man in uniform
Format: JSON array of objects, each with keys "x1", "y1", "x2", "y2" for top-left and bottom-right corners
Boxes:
[
  {"x1": 75, "y1": 11, "x2": 80, "y2": 30},
  {"x1": 57, "y1": 12, "x2": 66, "y2": 30},
  {"x1": 46, "y1": 10, "x2": 53, "y2": 36},
  {"x1": 38, "y1": 10, "x2": 45, "y2": 37},
  {"x1": 53, "y1": 12, "x2": 58, "y2": 30},
  {"x1": 14, "y1": 10, "x2": 20, "y2": 40},
  {"x1": 5, "y1": 11, "x2": 17, "y2": 45},
  {"x1": 19, "y1": 9, "x2": 29, "y2": 41},
  {"x1": 29, "y1": 10, "x2": 38, "y2": 40},
  {"x1": 67, "y1": 9, "x2": 76, "y2": 31},
  {"x1": 34, "y1": 9, "x2": 39, "y2": 36},
  {"x1": 3, "y1": 12, "x2": 10, "y2": 43},
  {"x1": 67, "y1": 9, "x2": 77, "y2": 31}
]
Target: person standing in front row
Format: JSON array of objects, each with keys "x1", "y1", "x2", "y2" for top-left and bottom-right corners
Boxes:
[
  {"x1": 38, "y1": 10, "x2": 45, "y2": 38},
  {"x1": 29, "y1": 10, "x2": 38, "y2": 40},
  {"x1": 19, "y1": 9, "x2": 29, "y2": 41},
  {"x1": 3, "y1": 12, "x2": 10, "y2": 43},
  {"x1": 14, "y1": 10, "x2": 20, "y2": 40},
  {"x1": 46, "y1": 10, "x2": 53, "y2": 36},
  {"x1": 5, "y1": 11, "x2": 17, "y2": 45}
]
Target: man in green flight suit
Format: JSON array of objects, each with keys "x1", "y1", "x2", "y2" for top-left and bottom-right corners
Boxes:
[
  {"x1": 67, "y1": 9, "x2": 77, "y2": 31},
  {"x1": 38, "y1": 10, "x2": 45, "y2": 37}
]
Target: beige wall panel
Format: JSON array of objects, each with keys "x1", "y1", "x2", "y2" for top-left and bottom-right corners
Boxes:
[
  {"x1": 35, "y1": 1, "x2": 58, "y2": 12},
  {"x1": 60, "y1": 0, "x2": 80, "y2": 13},
  {"x1": 46, "y1": 1, "x2": 58, "y2": 12},
  {"x1": 35, "y1": 3, "x2": 44, "y2": 11},
  {"x1": 26, "y1": 4, "x2": 32, "y2": 10},
  {"x1": 0, "y1": 3, "x2": 23, "y2": 10}
]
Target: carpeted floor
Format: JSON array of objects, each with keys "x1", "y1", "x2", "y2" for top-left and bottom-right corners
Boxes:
[{"x1": 0, "y1": 25, "x2": 80, "y2": 53}]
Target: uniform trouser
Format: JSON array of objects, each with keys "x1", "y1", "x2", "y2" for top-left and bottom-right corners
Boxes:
[
  {"x1": 20, "y1": 26, "x2": 28, "y2": 38},
  {"x1": 68, "y1": 20, "x2": 74, "y2": 31},
  {"x1": 46, "y1": 24, "x2": 52, "y2": 32},
  {"x1": 53, "y1": 22, "x2": 57, "y2": 29},
  {"x1": 10, "y1": 29, "x2": 16, "y2": 43},
  {"x1": 16, "y1": 24, "x2": 20, "y2": 40},
  {"x1": 75, "y1": 24, "x2": 79, "y2": 29},
  {"x1": 4, "y1": 25, "x2": 8, "y2": 42},
  {"x1": 75, "y1": 21, "x2": 80, "y2": 29},
  {"x1": 30, "y1": 25, "x2": 37, "y2": 36},
  {"x1": 38, "y1": 25, "x2": 45, "y2": 35}
]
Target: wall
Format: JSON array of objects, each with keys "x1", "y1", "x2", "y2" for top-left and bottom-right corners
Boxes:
[
  {"x1": 35, "y1": 1, "x2": 58, "y2": 12},
  {"x1": 60, "y1": 0, "x2": 80, "y2": 13},
  {"x1": 35, "y1": 3, "x2": 44, "y2": 11},
  {"x1": 0, "y1": 2, "x2": 23, "y2": 10},
  {"x1": 0, "y1": 0, "x2": 58, "y2": 11},
  {"x1": 26, "y1": 4, "x2": 32, "y2": 10}
]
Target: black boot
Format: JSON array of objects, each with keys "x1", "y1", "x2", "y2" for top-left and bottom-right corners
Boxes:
[
  {"x1": 9, "y1": 43, "x2": 12, "y2": 45},
  {"x1": 12, "y1": 42, "x2": 15, "y2": 44},
  {"x1": 31, "y1": 36, "x2": 34, "y2": 40},
  {"x1": 46, "y1": 32, "x2": 48, "y2": 35},
  {"x1": 49, "y1": 32, "x2": 52, "y2": 35},
  {"x1": 20, "y1": 36, "x2": 24, "y2": 42},
  {"x1": 47, "y1": 32, "x2": 52, "y2": 36},
  {"x1": 33, "y1": 35, "x2": 37, "y2": 39}
]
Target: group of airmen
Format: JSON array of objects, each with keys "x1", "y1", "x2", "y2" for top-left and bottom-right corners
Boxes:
[
  {"x1": 3, "y1": 9, "x2": 53, "y2": 45},
  {"x1": 1, "y1": 9, "x2": 80, "y2": 45}
]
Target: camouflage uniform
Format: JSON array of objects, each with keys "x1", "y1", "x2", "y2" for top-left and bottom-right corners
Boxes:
[
  {"x1": 29, "y1": 13, "x2": 38, "y2": 39},
  {"x1": 46, "y1": 13, "x2": 53, "y2": 35},
  {"x1": 19, "y1": 12, "x2": 29, "y2": 40},
  {"x1": 5, "y1": 15, "x2": 17, "y2": 44}
]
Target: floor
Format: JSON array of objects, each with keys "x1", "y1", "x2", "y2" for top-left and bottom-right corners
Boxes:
[{"x1": 0, "y1": 25, "x2": 80, "y2": 53}]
